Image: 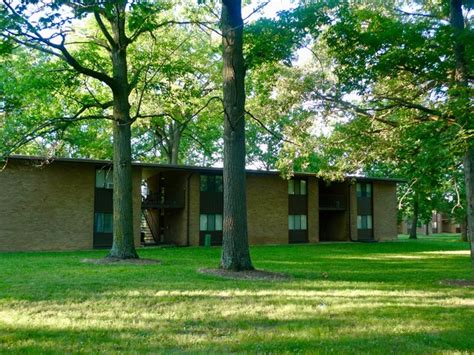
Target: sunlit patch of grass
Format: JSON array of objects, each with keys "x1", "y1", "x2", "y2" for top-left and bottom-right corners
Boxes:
[{"x1": 0, "y1": 237, "x2": 473, "y2": 353}]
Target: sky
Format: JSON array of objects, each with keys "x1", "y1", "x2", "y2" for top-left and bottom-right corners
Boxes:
[{"x1": 243, "y1": 0, "x2": 296, "y2": 20}]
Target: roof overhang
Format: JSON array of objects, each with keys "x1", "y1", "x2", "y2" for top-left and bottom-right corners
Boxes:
[{"x1": 5, "y1": 155, "x2": 405, "y2": 183}]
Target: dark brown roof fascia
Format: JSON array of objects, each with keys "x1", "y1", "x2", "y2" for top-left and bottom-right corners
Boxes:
[{"x1": 7, "y1": 155, "x2": 404, "y2": 183}]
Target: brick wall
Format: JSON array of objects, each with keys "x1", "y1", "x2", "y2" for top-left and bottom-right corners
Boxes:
[
  {"x1": 373, "y1": 182, "x2": 398, "y2": 241},
  {"x1": 349, "y1": 183, "x2": 358, "y2": 240},
  {"x1": 188, "y1": 174, "x2": 200, "y2": 246},
  {"x1": 307, "y1": 177, "x2": 319, "y2": 243},
  {"x1": 247, "y1": 175, "x2": 288, "y2": 245},
  {"x1": 0, "y1": 160, "x2": 95, "y2": 251},
  {"x1": 0, "y1": 160, "x2": 142, "y2": 252},
  {"x1": 132, "y1": 168, "x2": 142, "y2": 247}
]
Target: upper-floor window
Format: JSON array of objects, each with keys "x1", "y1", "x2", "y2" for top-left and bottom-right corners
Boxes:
[
  {"x1": 96, "y1": 169, "x2": 113, "y2": 189},
  {"x1": 356, "y1": 183, "x2": 372, "y2": 198},
  {"x1": 288, "y1": 215, "x2": 307, "y2": 230},
  {"x1": 288, "y1": 179, "x2": 307, "y2": 195},
  {"x1": 200, "y1": 175, "x2": 223, "y2": 192}
]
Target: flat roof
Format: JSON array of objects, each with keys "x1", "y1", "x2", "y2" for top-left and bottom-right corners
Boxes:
[{"x1": 5, "y1": 155, "x2": 405, "y2": 183}]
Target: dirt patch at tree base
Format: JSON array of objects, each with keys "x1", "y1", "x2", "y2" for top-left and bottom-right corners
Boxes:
[
  {"x1": 198, "y1": 268, "x2": 290, "y2": 281},
  {"x1": 440, "y1": 279, "x2": 474, "y2": 287},
  {"x1": 81, "y1": 257, "x2": 161, "y2": 265}
]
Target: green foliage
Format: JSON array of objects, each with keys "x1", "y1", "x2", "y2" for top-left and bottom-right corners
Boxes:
[
  {"x1": 245, "y1": 3, "x2": 331, "y2": 68},
  {"x1": 294, "y1": 1, "x2": 473, "y2": 222}
]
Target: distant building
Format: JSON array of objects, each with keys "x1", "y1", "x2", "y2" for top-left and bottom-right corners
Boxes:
[{"x1": 398, "y1": 212, "x2": 462, "y2": 235}]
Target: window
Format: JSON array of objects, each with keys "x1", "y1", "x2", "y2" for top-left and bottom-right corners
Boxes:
[
  {"x1": 288, "y1": 215, "x2": 307, "y2": 230},
  {"x1": 200, "y1": 214, "x2": 223, "y2": 231},
  {"x1": 357, "y1": 215, "x2": 373, "y2": 229},
  {"x1": 288, "y1": 179, "x2": 307, "y2": 195},
  {"x1": 95, "y1": 213, "x2": 113, "y2": 233},
  {"x1": 200, "y1": 175, "x2": 223, "y2": 192},
  {"x1": 96, "y1": 169, "x2": 113, "y2": 189},
  {"x1": 356, "y1": 183, "x2": 372, "y2": 198}
]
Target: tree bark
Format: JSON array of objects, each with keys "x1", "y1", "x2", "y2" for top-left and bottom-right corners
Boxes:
[
  {"x1": 450, "y1": 0, "x2": 473, "y2": 270},
  {"x1": 169, "y1": 123, "x2": 181, "y2": 165},
  {"x1": 220, "y1": 0, "x2": 253, "y2": 271},
  {"x1": 464, "y1": 147, "x2": 474, "y2": 266},
  {"x1": 461, "y1": 215, "x2": 468, "y2": 242},
  {"x1": 107, "y1": 4, "x2": 138, "y2": 259},
  {"x1": 409, "y1": 198, "x2": 419, "y2": 239}
]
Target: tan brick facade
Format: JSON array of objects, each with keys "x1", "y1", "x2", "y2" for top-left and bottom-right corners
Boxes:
[
  {"x1": 373, "y1": 181, "x2": 398, "y2": 241},
  {"x1": 349, "y1": 183, "x2": 358, "y2": 240},
  {"x1": 0, "y1": 160, "x2": 95, "y2": 251},
  {"x1": 307, "y1": 177, "x2": 319, "y2": 243},
  {"x1": 188, "y1": 174, "x2": 200, "y2": 246},
  {"x1": 0, "y1": 157, "x2": 400, "y2": 251},
  {"x1": 247, "y1": 175, "x2": 289, "y2": 245},
  {"x1": 0, "y1": 160, "x2": 142, "y2": 252}
]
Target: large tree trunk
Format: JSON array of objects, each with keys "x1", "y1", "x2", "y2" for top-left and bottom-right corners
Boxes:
[
  {"x1": 169, "y1": 124, "x2": 181, "y2": 165},
  {"x1": 464, "y1": 147, "x2": 474, "y2": 267},
  {"x1": 108, "y1": 5, "x2": 138, "y2": 259},
  {"x1": 109, "y1": 118, "x2": 138, "y2": 259},
  {"x1": 409, "y1": 198, "x2": 419, "y2": 240},
  {"x1": 220, "y1": 0, "x2": 253, "y2": 271},
  {"x1": 450, "y1": 0, "x2": 473, "y2": 270},
  {"x1": 461, "y1": 215, "x2": 468, "y2": 242}
]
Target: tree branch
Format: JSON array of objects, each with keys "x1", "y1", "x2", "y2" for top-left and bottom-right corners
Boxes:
[
  {"x1": 94, "y1": 11, "x2": 116, "y2": 50},
  {"x1": 245, "y1": 110, "x2": 302, "y2": 147}
]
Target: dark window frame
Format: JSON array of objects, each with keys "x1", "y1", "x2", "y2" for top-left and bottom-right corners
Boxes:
[
  {"x1": 288, "y1": 214, "x2": 308, "y2": 231},
  {"x1": 200, "y1": 174, "x2": 223, "y2": 193},
  {"x1": 199, "y1": 214, "x2": 223, "y2": 232},
  {"x1": 288, "y1": 178, "x2": 307, "y2": 196}
]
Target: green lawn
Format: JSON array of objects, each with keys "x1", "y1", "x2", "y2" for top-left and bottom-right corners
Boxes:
[{"x1": 1, "y1": 235, "x2": 473, "y2": 353}]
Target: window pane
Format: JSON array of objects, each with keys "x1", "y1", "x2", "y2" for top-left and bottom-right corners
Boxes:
[
  {"x1": 215, "y1": 176, "x2": 223, "y2": 192},
  {"x1": 95, "y1": 213, "x2": 104, "y2": 232},
  {"x1": 200, "y1": 176, "x2": 208, "y2": 192},
  {"x1": 215, "y1": 214, "x2": 223, "y2": 231},
  {"x1": 357, "y1": 215, "x2": 362, "y2": 229},
  {"x1": 362, "y1": 216, "x2": 369, "y2": 229},
  {"x1": 294, "y1": 215, "x2": 301, "y2": 230},
  {"x1": 103, "y1": 214, "x2": 113, "y2": 233},
  {"x1": 208, "y1": 214, "x2": 216, "y2": 231},
  {"x1": 300, "y1": 215, "x2": 307, "y2": 230},
  {"x1": 200, "y1": 214, "x2": 207, "y2": 231},
  {"x1": 288, "y1": 180, "x2": 294, "y2": 195},
  {"x1": 96, "y1": 170, "x2": 105, "y2": 188},
  {"x1": 288, "y1": 215, "x2": 295, "y2": 230},
  {"x1": 300, "y1": 180, "x2": 307, "y2": 195},
  {"x1": 366, "y1": 184, "x2": 372, "y2": 198},
  {"x1": 208, "y1": 176, "x2": 216, "y2": 192},
  {"x1": 356, "y1": 183, "x2": 362, "y2": 198},
  {"x1": 367, "y1": 215, "x2": 373, "y2": 229},
  {"x1": 294, "y1": 180, "x2": 300, "y2": 195}
]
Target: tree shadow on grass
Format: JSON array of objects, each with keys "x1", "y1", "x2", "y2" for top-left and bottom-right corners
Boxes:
[{"x1": 1, "y1": 312, "x2": 473, "y2": 353}]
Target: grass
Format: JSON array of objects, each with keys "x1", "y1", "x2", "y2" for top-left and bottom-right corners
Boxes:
[{"x1": 0, "y1": 234, "x2": 473, "y2": 353}]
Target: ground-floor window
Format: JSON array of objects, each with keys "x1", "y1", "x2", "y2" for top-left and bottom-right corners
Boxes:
[
  {"x1": 288, "y1": 215, "x2": 307, "y2": 230},
  {"x1": 200, "y1": 214, "x2": 223, "y2": 231},
  {"x1": 95, "y1": 213, "x2": 113, "y2": 233},
  {"x1": 357, "y1": 215, "x2": 373, "y2": 229}
]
